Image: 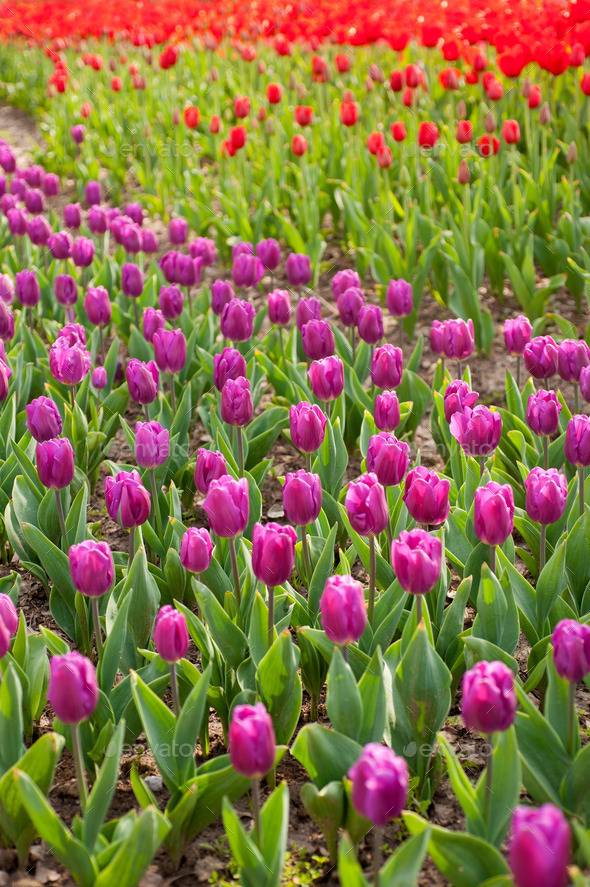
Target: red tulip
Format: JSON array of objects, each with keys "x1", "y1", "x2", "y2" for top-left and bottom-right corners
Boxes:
[
  {"x1": 367, "y1": 131, "x2": 385, "y2": 155},
  {"x1": 184, "y1": 106, "x2": 200, "y2": 128},
  {"x1": 292, "y1": 135, "x2": 308, "y2": 156},
  {"x1": 501, "y1": 120, "x2": 520, "y2": 144},
  {"x1": 340, "y1": 101, "x2": 359, "y2": 127},
  {"x1": 266, "y1": 82, "x2": 282, "y2": 104},
  {"x1": 391, "y1": 121, "x2": 406, "y2": 141},
  {"x1": 418, "y1": 122, "x2": 439, "y2": 147},
  {"x1": 456, "y1": 120, "x2": 473, "y2": 143},
  {"x1": 295, "y1": 106, "x2": 313, "y2": 126}
]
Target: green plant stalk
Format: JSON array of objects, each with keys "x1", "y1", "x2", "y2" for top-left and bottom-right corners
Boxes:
[
  {"x1": 479, "y1": 455, "x2": 485, "y2": 479},
  {"x1": 236, "y1": 426, "x2": 244, "y2": 477},
  {"x1": 169, "y1": 374, "x2": 176, "y2": 414},
  {"x1": 149, "y1": 468, "x2": 163, "y2": 539},
  {"x1": 133, "y1": 298, "x2": 140, "y2": 330},
  {"x1": 543, "y1": 435, "x2": 549, "y2": 471},
  {"x1": 484, "y1": 733, "x2": 494, "y2": 835},
  {"x1": 580, "y1": 467, "x2": 585, "y2": 518},
  {"x1": 71, "y1": 723, "x2": 88, "y2": 809},
  {"x1": 278, "y1": 326, "x2": 286, "y2": 367},
  {"x1": 490, "y1": 545, "x2": 497, "y2": 576},
  {"x1": 129, "y1": 526, "x2": 136, "y2": 567},
  {"x1": 416, "y1": 594, "x2": 423, "y2": 626},
  {"x1": 267, "y1": 585, "x2": 275, "y2": 649},
  {"x1": 55, "y1": 490, "x2": 67, "y2": 546},
  {"x1": 373, "y1": 827, "x2": 383, "y2": 887},
  {"x1": 368, "y1": 536, "x2": 376, "y2": 627},
  {"x1": 169, "y1": 662, "x2": 181, "y2": 717},
  {"x1": 305, "y1": 452, "x2": 312, "y2": 473},
  {"x1": 251, "y1": 777, "x2": 262, "y2": 845},
  {"x1": 567, "y1": 681, "x2": 577, "y2": 758},
  {"x1": 301, "y1": 525, "x2": 312, "y2": 586},
  {"x1": 228, "y1": 536, "x2": 241, "y2": 609},
  {"x1": 91, "y1": 597, "x2": 104, "y2": 659},
  {"x1": 539, "y1": 523, "x2": 546, "y2": 572},
  {"x1": 574, "y1": 382, "x2": 579, "y2": 416}
]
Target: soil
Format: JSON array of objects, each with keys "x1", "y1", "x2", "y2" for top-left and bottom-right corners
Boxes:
[{"x1": 1, "y1": 104, "x2": 589, "y2": 887}]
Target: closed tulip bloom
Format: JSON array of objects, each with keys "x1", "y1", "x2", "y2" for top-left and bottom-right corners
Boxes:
[
  {"x1": 290, "y1": 401, "x2": 327, "y2": 452},
  {"x1": 213, "y1": 347, "x2": 247, "y2": 392},
  {"x1": 267, "y1": 289, "x2": 291, "y2": 326},
  {"x1": 526, "y1": 390, "x2": 562, "y2": 437},
  {"x1": 158, "y1": 285, "x2": 184, "y2": 320},
  {"x1": 581, "y1": 366, "x2": 590, "y2": 403},
  {"x1": 142, "y1": 307, "x2": 165, "y2": 344},
  {"x1": 348, "y1": 744, "x2": 409, "y2": 828},
  {"x1": 474, "y1": 482, "x2": 514, "y2": 546},
  {"x1": 229, "y1": 702, "x2": 276, "y2": 779},
  {"x1": 58, "y1": 323, "x2": 86, "y2": 347},
  {"x1": 0, "y1": 359, "x2": 11, "y2": 402},
  {"x1": 125, "y1": 202, "x2": 143, "y2": 226},
  {"x1": 320, "y1": 574, "x2": 367, "y2": 646},
  {"x1": 357, "y1": 305, "x2": 384, "y2": 345},
  {"x1": 7, "y1": 207, "x2": 27, "y2": 238},
  {"x1": 28, "y1": 215, "x2": 52, "y2": 245},
  {"x1": 36, "y1": 438, "x2": 74, "y2": 490},
  {"x1": 211, "y1": 279, "x2": 235, "y2": 316},
  {"x1": 403, "y1": 466, "x2": 450, "y2": 526},
  {"x1": 105, "y1": 470, "x2": 151, "y2": 528},
  {"x1": 371, "y1": 344, "x2": 403, "y2": 390},
  {"x1": 552, "y1": 619, "x2": 590, "y2": 683},
  {"x1": 16, "y1": 269, "x2": 40, "y2": 307},
  {"x1": 523, "y1": 336, "x2": 558, "y2": 379},
  {"x1": 332, "y1": 269, "x2": 361, "y2": 298},
  {"x1": 194, "y1": 448, "x2": 227, "y2": 494},
  {"x1": 450, "y1": 405, "x2": 502, "y2": 456},
  {"x1": 43, "y1": 172, "x2": 60, "y2": 197},
  {"x1": 176, "y1": 253, "x2": 201, "y2": 288},
  {"x1": 337, "y1": 286, "x2": 365, "y2": 326},
  {"x1": 153, "y1": 328, "x2": 186, "y2": 374},
  {"x1": 286, "y1": 253, "x2": 312, "y2": 287},
  {"x1": 180, "y1": 527, "x2": 213, "y2": 574},
  {"x1": 366, "y1": 433, "x2": 410, "y2": 487},
  {"x1": 84, "y1": 285, "x2": 111, "y2": 326},
  {"x1": 0, "y1": 593, "x2": 18, "y2": 638},
  {"x1": 135, "y1": 420, "x2": 170, "y2": 469},
  {"x1": 221, "y1": 299, "x2": 256, "y2": 342},
  {"x1": 301, "y1": 319, "x2": 335, "y2": 360},
  {"x1": 256, "y1": 238, "x2": 281, "y2": 270},
  {"x1": 308, "y1": 355, "x2": 344, "y2": 402},
  {"x1": 443, "y1": 381, "x2": 479, "y2": 422},
  {"x1": 121, "y1": 262, "x2": 144, "y2": 298},
  {"x1": 0, "y1": 301, "x2": 14, "y2": 341},
  {"x1": 87, "y1": 206, "x2": 108, "y2": 235},
  {"x1": 142, "y1": 228, "x2": 160, "y2": 254},
  {"x1": 159, "y1": 251, "x2": 179, "y2": 283},
  {"x1": 48, "y1": 652, "x2": 98, "y2": 724},
  {"x1": 69, "y1": 540, "x2": 114, "y2": 597},
  {"x1": 430, "y1": 320, "x2": 445, "y2": 356},
  {"x1": 232, "y1": 253, "x2": 264, "y2": 289},
  {"x1": 442, "y1": 318, "x2": 475, "y2": 361},
  {"x1": 26, "y1": 396, "x2": 62, "y2": 442},
  {"x1": 295, "y1": 296, "x2": 321, "y2": 331},
  {"x1": 252, "y1": 522, "x2": 297, "y2": 587},
  {"x1": 509, "y1": 804, "x2": 571, "y2": 887},
  {"x1": 126, "y1": 358, "x2": 159, "y2": 404},
  {"x1": 0, "y1": 274, "x2": 14, "y2": 306},
  {"x1": 462, "y1": 660, "x2": 517, "y2": 734},
  {"x1": 189, "y1": 237, "x2": 216, "y2": 266},
  {"x1": 121, "y1": 223, "x2": 142, "y2": 255},
  {"x1": 503, "y1": 316, "x2": 532, "y2": 356},
  {"x1": 203, "y1": 475, "x2": 249, "y2": 537},
  {"x1": 48, "y1": 231, "x2": 72, "y2": 261},
  {"x1": 92, "y1": 367, "x2": 107, "y2": 389},
  {"x1": 153, "y1": 605, "x2": 189, "y2": 663},
  {"x1": 169, "y1": 217, "x2": 188, "y2": 245},
  {"x1": 71, "y1": 237, "x2": 95, "y2": 268},
  {"x1": 391, "y1": 529, "x2": 442, "y2": 594},
  {"x1": 49, "y1": 339, "x2": 91, "y2": 386},
  {"x1": 54, "y1": 274, "x2": 78, "y2": 307},
  {"x1": 283, "y1": 470, "x2": 322, "y2": 526},
  {"x1": 374, "y1": 392, "x2": 401, "y2": 432},
  {"x1": 557, "y1": 339, "x2": 590, "y2": 383},
  {"x1": 84, "y1": 180, "x2": 101, "y2": 207},
  {"x1": 386, "y1": 279, "x2": 413, "y2": 317},
  {"x1": 221, "y1": 376, "x2": 253, "y2": 427},
  {"x1": 564, "y1": 414, "x2": 590, "y2": 467},
  {"x1": 525, "y1": 467, "x2": 567, "y2": 524},
  {"x1": 232, "y1": 242, "x2": 254, "y2": 261},
  {"x1": 345, "y1": 473, "x2": 389, "y2": 537},
  {"x1": 501, "y1": 119, "x2": 520, "y2": 144}
]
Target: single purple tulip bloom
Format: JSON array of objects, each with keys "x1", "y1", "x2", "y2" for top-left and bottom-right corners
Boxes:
[
  {"x1": 194, "y1": 448, "x2": 227, "y2": 494},
  {"x1": 48, "y1": 231, "x2": 72, "y2": 260},
  {"x1": 70, "y1": 125, "x2": 85, "y2": 145},
  {"x1": 7, "y1": 207, "x2": 27, "y2": 238},
  {"x1": 232, "y1": 242, "x2": 253, "y2": 261},
  {"x1": 232, "y1": 253, "x2": 264, "y2": 289},
  {"x1": 371, "y1": 344, "x2": 403, "y2": 390},
  {"x1": 301, "y1": 319, "x2": 335, "y2": 360},
  {"x1": 474, "y1": 481, "x2": 514, "y2": 546},
  {"x1": 135, "y1": 420, "x2": 170, "y2": 469},
  {"x1": 142, "y1": 307, "x2": 165, "y2": 344},
  {"x1": 153, "y1": 605, "x2": 190, "y2": 663},
  {"x1": 176, "y1": 253, "x2": 201, "y2": 287},
  {"x1": 391, "y1": 528, "x2": 442, "y2": 594},
  {"x1": 523, "y1": 336, "x2": 559, "y2": 380},
  {"x1": 153, "y1": 328, "x2": 187, "y2": 374},
  {"x1": 283, "y1": 470, "x2": 322, "y2": 526},
  {"x1": 92, "y1": 366, "x2": 107, "y2": 389},
  {"x1": 320, "y1": 574, "x2": 367, "y2": 646},
  {"x1": 332, "y1": 269, "x2": 361, "y2": 299},
  {"x1": 267, "y1": 289, "x2": 291, "y2": 326},
  {"x1": 121, "y1": 222, "x2": 142, "y2": 255},
  {"x1": 71, "y1": 237, "x2": 95, "y2": 268},
  {"x1": 229, "y1": 702, "x2": 276, "y2": 779},
  {"x1": 24, "y1": 188, "x2": 44, "y2": 215},
  {"x1": 0, "y1": 593, "x2": 18, "y2": 638},
  {"x1": 252, "y1": 522, "x2": 297, "y2": 587},
  {"x1": 220, "y1": 376, "x2": 253, "y2": 427},
  {"x1": 337, "y1": 286, "x2": 365, "y2": 327},
  {"x1": 189, "y1": 237, "x2": 216, "y2": 266},
  {"x1": 159, "y1": 251, "x2": 179, "y2": 283},
  {"x1": 36, "y1": 438, "x2": 75, "y2": 490},
  {"x1": 357, "y1": 304, "x2": 384, "y2": 345},
  {"x1": 54, "y1": 274, "x2": 78, "y2": 307},
  {"x1": 256, "y1": 238, "x2": 281, "y2": 270},
  {"x1": 462, "y1": 660, "x2": 517, "y2": 734},
  {"x1": 213, "y1": 347, "x2": 247, "y2": 392},
  {"x1": 84, "y1": 285, "x2": 111, "y2": 326},
  {"x1": 564, "y1": 414, "x2": 590, "y2": 467},
  {"x1": 525, "y1": 467, "x2": 568, "y2": 524},
  {"x1": 526, "y1": 390, "x2": 562, "y2": 437},
  {"x1": 345, "y1": 473, "x2": 389, "y2": 537},
  {"x1": 169, "y1": 217, "x2": 188, "y2": 245},
  {"x1": 286, "y1": 253, "x2": 312, "y2": 287},
  {"x1": 180, "y1": 527, "x2": 213, "y2": 574},
  {"x1": 104, "y1": 469, "x2": 151, "y2": 528},
  {"x1": 0, "y1": 359, "x2": 11, "y2": 401},
  {"x1": 552, "y1": 619, "x2": 590, "y2": 683},
  {"x1": 48, "y1": 652, "x2": 98, "y2": 724},
  {"x1": 431, "y1": 321, "x2": 445, "y2": 357},
  {"x1": 28, "y1": 216, "x2": 52, "y2": 246},
  {"x1": 557, "y1": 339, "x2": 590, "y2": 383},
  {"x1": 348, "y1": 744, "x2": 409, "y2": 828},
  {"x1": 16, "y1": 269, "x2": 40, "y2": 307},
  {"x1": 141, "y1": 229, "x2": 158, "y2": 253},
  {"x1": 121, "y1": 262, "x2": 143, "y2": 298},
  {"x1": 69, "y1": 540, "x2": 114, "y2": 598},
  {"x1": 26, "y1": 396, "x2": 62, "y2": 442},
  {"x1": 0, "y1": 301, "x2": 14, "y2": 341},
  {"x1": 374, "y1": 392, "x2": 401, "y2": 432},
  {"x1": 87, "y1": 205, "x2": 108, "y2": 235},
  {"x1": 366, "y1": 433, "x2": 409, "y2": 487},
  {"x1": 450, "y1": 404, "x2": 502, "y2": 457},
  {"x1": 57, "y1": 323, "x2": 86, "y2": 347},
  {"x1": 0, "y1": 274, "x2": 14, "y2": 306},
  {"x1": 386, "y1": 278, "x2": 413, "y2": 317},
  {"x1": 220, "y1": 298, "x2": 256, "y2": 342},
  {"x1": 403, "y1": 466, "x2": 450, "y2": 526},
  {"x1": 290, "y1": 401, "x2": 327, "y2": 453},
  {"x1": 211, "y1": 279, "x2": 236, "y2": 316},
  {"x1": 49, "y1": 339, "x2": 91, "y2": 385},
  {"x1": 64, "y1": 203, "x2": 82, "y2": 230},
  {"x1": 84, "y1": 180, "x2": 101, "y2": 207},
  {"x1": 158, "y1": 285, "x2": 184, "y2": 320},
  {"x1": 43, "y1": 173, "x2": 60, "y2": 197},
  {"x1": 202, "y1": 475, "x2": 249, "y2": 537},
  {"x1": 509, "y1": 804, "x2": 571, "y2": 887},
  {"x1": 308, "y1": 355, "x2": 344, "y2": 402},
  {"x1": 295, "y1": 296, "x2": 321, "y2": 332},
  {"x1": 443, "y1": 380, "x2": 479, "y2": 422}
]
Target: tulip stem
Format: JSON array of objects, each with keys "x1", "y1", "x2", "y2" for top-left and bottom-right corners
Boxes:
[
  {"x1": 267, "y1": 586, "x2": 275, "y2": 648},
  {"x1": 368, "y1": 537, "x2": 376, "y2": 627},
  {"x1": 342, "y1": 644, "x2": 349, "y2": 663},
  {"x1": 71, "y1": 723, "x2": 88, "y2": 810},
  {"x1": 543, "y1": 436, "x2": 549, "y2": 471},
  {"x1": 99, "y1": 326, "x2": 105, "y2": 365},
  {"x1": 169, "y1": 375, "x2": 176, "y2": 414},
  {"x1": 490, "y1": 545, "x2": 497, "y2": 576},
  {"x1": 129, "y1": 528, "x2": 136, "y2": 567},
  {"x1": 91, "y1": 598, "x2": 104, "y2": 660},
  {"x1": 305, "y1": 452, "x2": 312, "y2": 473},
  {"x1": 149, "y1": 468, "x2": 164, "y2": 540},
  {"x1": 251, "y1": 777, "x2": 262, "y2": 844},
  {"x1": 301, "y1": 525, "x2": 312, "y2": 587},
  {"x1": 55, "y1": 490, "x2": 67, "y2": 546},
  {"x1": 350, "y1": 326, "x2": 356, "y2": 364},
  {"x1": 373, "y1": 827, "x2": 383, "y2": 887},
  {"x1": 133, "y1": 299, "x2": 140, "y2": 329},
  {"x1": 574, "y1": 382, "x2": 579, "y2": 416},
  {"x1": 70, "y1": 385, "x2": 76, "y2": 414},
  {"x1": 278, "y1": 326, "x2": 286, "y2": 367},
  {"x1": 398, "y1": 321, "x2": 403, "y2": 353},
  {"x1": 539, "y1": 524, "x2": 546, "y2": 573},
  {"x1": 416, "y1": 595, "x2": 423, "y2": 626},
  {"x1": 567, "y1": 682, "x2": 577, "y2": 758},
  {"x1": 228, "y1": 536, "x2": 241, "y2": 610},
  {"x1": 516, "y1": 356, "x2": 521, "y2": 390},
  {"x1": 169, "y1": 662, "x2": 181, "y2": 716},
  {"x1": 579, "y1": 466, "x2": 585, "y2": 518},
  {"x1": 386, "y1": 520, "x2": 393, "y2": 565},
  {"x1": 457, "y1": 361, "x2": 462, "y2": 381},
  {"x1": 479, "y1": 456, "x2": 485, "y2": 479},
  {"x1": 484, "y1": 733, "x2": 494, "y2": 835},
  {"x1": 236, "y1": 426, "x2": 244, "y2": 477}
]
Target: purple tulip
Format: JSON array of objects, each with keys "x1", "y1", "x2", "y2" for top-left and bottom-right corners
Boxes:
[
  {"x1": 557, "y1": 338, "x2": 590, "y2": 383},
  {"x1": 220, "y1": 376, "x2": 253, "y2": 427},
  {"x1": 142, "y1": 307, "x2": 165, "y2": 344},
  {"x1": 0, "y1": 274, "x2": 14, "y2": 306},
  {"x1": 58, "y1": 323, "x2": 86, "y2": 347},
  {"x1": 0, "y1": 593, "x2": 18, "y2": 638},
  {"x1": 526, "y1": 390, "x2": 562, "y2": 437},
  {"x1": 159, "y1": 251, "x2": 179, "y2": 283},
  {"x1": 301, "y1": 319, "x2": 335, "y2": 360},
  {"x1": 320, "y1": 575, "x2": 367, "y2": 646},
  {"x1": 169, "y1": 217, "x2": 188, "y2": 245},
  {"x1": 371, "y1": 344, "x2": 403, "y2": 390},
  {"x1": 26, "y1": 396, "x2": 62, "y2": 442},
  {"x1": 180, "y1": 527, "x2": 213, "y2": 574},
  {"x1": 564, "y1": 414, "x2": 590, "y2": 467},
  {"x1": 84, "y1": 286, "x2": 111, "y2": 326},
  {"x1": 357, "y1": 304, "x2": 384, "y2": 345},
  {"x1": 336, "y1": 286, "x2": 365, "y2": 327},
  {"x1": 474, "y1": 482, "x2": 515, "y2": 546},
  {"x1": 267, "y1": 289, "x2": 291, "y2": 326},
  {"x1": 48, "y1": 231, "x2": 72, "y2": 260},
  {"x1": 450, "y1": 405, "x2": 502, "y2": 457},
  {"x1": 366, "y1": 433, "x2": 410, "y2": 487},
  {"x1": 213, "y1": 347, "x2": 247, "y2": 392},
  {"x1": 525, "y1": 467, "x2": 568, "y2": 524},
  {"x1": 28, "y1": 215, "x2": 52, "y2": 245},
  {"x1": 24, "y1": 188, "x2": 44, "y2": 215},
  {"x1": 48, "y1": 652, "x2": 98, "y2": 724},
  {"x1": 121, "y1": 262, "x2": 144, "y2": 298},
  {"x1": 43, "y1": 173, "x2": 60, "y2": 197},
  {"x1": 386, "y1": 278, "x2": 413, "y2": 317},
  {"x1": 135, "y1": 421, "x2": 170, "y2": 469},
  {"x1": 0, "y1": 359, "x2": 11, "y2": 401},
  {"x1": 374, "y1": 392, "x2": 401, "y2": 432},
  {"x1": 509, "y1": 804, "x2": 571, "y2": 887},
  {"x1": 69, "y1": 540, "x2": 114, "y2": 597},
  {"x1": 308, "y1": 355, "x2": 344, "y2": 402},
  {"x1": 0, "y1": 147, "x2": 16, "y2": 174},
  {"x1": 153, "y1": 328, "x2": 187, "y2": 374},
  {"x1": 105, "y1": 469, "x2": 151, "y2": 528},
  {"x1": 289, "y1": 401, "x2": 327, "y2": 453},
  {"x1": 70, "y1": 125, "x2": 85, "y2": 145},
  {"x1": 71, "y1": 237, "x2": 95, "y2": 268},
  {"x1": 126, "y1": 359, "x2": 159, "y2": 404},
  {"x1": 87, "y1": 205, "x2": 108, "y2": 235},
  {"x1": 125, "y1": 202, "x2": 144, "y2": 227},
  {"x1": 220, "y1": 298, "x2": 256, "y2": 342},
  {"x1": 286, "y1": 253, "x2": 312, "y2": 287},
  {"x1": 295, "y1": 296, "x2": 321, "y2": 332},
  {"x1": 443, "y1": 319, "x2": 475, "y2": 361},
  {"x1": 283, "y1": 470, "x2": 322, "y2": 526},
  {"x1": 462, "y1": 660, "x2": 517, "y2": 734},
  {"x1": 92, "y1": 366, "x2": 107, "y2": 389},
  {"x1": 25, "y1": 166, "x2": 44, "y2": 188},
  {"x1": 121, "y1": 222, "x2": 142, "y2": 255},
  {"x1": 232, "y1": 253, "x2": 264, "y2": 289},
  {"x1": 16, "y1": 269, "x2": 40, "y2": 307},
  {"x1": 252, "y1": 522, "x2": 297, "y2": 587},
  {"x1": 9, "y1": 178, "x2": 26, "y2": 200},
  {"x1": 403, "y1": 466, "x2": 450, "y2": 526},
  {"x1": 138, "y1": 228, "x2": 156, "y2": 254},
  {"x1": 430, "y1": 321, "x2": 445, "y2": 356},
  {"x1": 202, "y1": 475, "x2": 249, "y2": 537},
  {"x1": 49, "y1": 339, "x2": 91, "y2": 386},
  {"x1": 232, "y1": 242, "x2": 254, "y2": 261},
  {"x1": 158, "y1": 285, "x2": 184, "y2": 320},
  {"x1": 211, "y1": 279, "x2": 235, "y2": 316},
  {"x1": 229, "y1": 702, "x2": 276, "y2": 779},
  {"x1": 176, "y1": 253, "x2": 202, "y2": 288},
  {"x1": 348, "y1": 744, "x2": 409, "y2": 828},
  {"x1": 332, "y1": 270, "x2": 362, "y2": 299},
  {"x1": 345, "y1": 473, "x2": 389, "y2": 537},
  {"x1": 391, "y1": 529, "x2": 442, "y2": 595},
  {"x1": 0, "y1": 301, "x2": 14, "y2": 341},
  {"x1": 504, "y1": 316, "x2": 532, "y2": 356},
  {"x1": 194, "y1": 448, "x2": 227, "y2": 494},
  {"x1": 189, "y1": 237, "x2": 216, "y2": 266},
  {"x1": 552, "y1": 619, "x2": 590, "y2": 683},
  {"x1": 36, "y1": 438, "x2": 75, "y2": 490},
  {"x1": 54, "y1": 274, "x2": 78, "y2": 307},
  {"x1": 7, "y1": 207, "x2": 27, "y2": 238},
  {"x1": 0, "y1": 194, "x2": 16, "y2": 216},
  {"x1": 581, "y1": 366, "x2": 590, "y2": 404},
  {"x1": 256, "y1": 238, "x2": 281, "y2": 270},
  {"x1": 443, "y1": 381, "x2": 479, "y2": 422},
  {"x1": 84, "y1": 180, "x2": 101, "y2": 207},
  {"x1": 153, "y1": 606, "x2": 190, "y2": 663},
  {"x1": 523, "y1": 336, "x2": 558, "y2": 379}
]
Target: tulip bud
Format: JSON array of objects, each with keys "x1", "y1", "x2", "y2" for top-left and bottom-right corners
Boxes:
[
  {"x1": 566, "y1": 141, "x2": 578, "y2": 164},
  {"x1": 308, "y1": 356, "x2": 344, "y2": 403},
  {"x1": 301, "y1": 319, "x2": 335, "y2": 360},
  {"x1": 220, "y1": 376, "x2": 253, "y2": 427},
  {"x1": 385, "y1": 279, "x2": 413, "y2": 318},
  {"x1": 104, "y1": 469, "x2": 151, "y2": 528},
  {"x1": 484, "y1": 110, "x2": 496, "y2": 133},
  {"x1": 552, "y1": 619, "x2": 590, "y2": 684},
  {"x1": 558, "y1": 339, "x2": 590, "y2": 383},
  {"x1": 135, "y1": 420, "x2": 170, "y2": 469},
  {"x1": 267, "y1": 289, "x2": 291, "y2": 326},
  {"x1": 48, "y1": 651, "x2": 99, "y2": 724},
  {"x1": 36, "y1": 438, "x2": 75, "y2": 490},
  {"x1": 211, "y1": 279, "x2": 235, "y2": 316},
  {"x1": 320, "y1": 575, "x2": 367, "y2": 646},
  {"x1": 458, "y1": 160, "x2": 471, "y2": 185},
  {"x1": 26, "y1": 396, "x2": 62, "y2": 442},
  {"x1": 153, "y1": 605, "x2": 189, "y2": 662},
  {"x1": 456, "y1": 99, "x2": 467, "y2": 119},
  {"x1": 357, "y1": 305, "x2": 384, "y2": 345},
  {"x1": 525, "y1": 467, "x2": 567, "y2": 524},
  {"x1": 69, "y1": 540, "x2": 114, "y2": 597},
  {"x1": 229, "y1": 702, "x2": 276, "y2": 779},
  {"x1": 366, "y1": 433, "x2": 409, "y2": 487},
  {"x1": 526, "y1": 390, "x2": 562, "y2": 437},
  {"x1": 391, "y1": 528, "x2": 442, "y2": 594},
  {"x1": 474, "y1": 482, "x2": 514, "y2": 546},
  {"x1": 0, "y1": 592, "x2": 18, "y2": 644},
  {"x1": 332, "y1": 269, "x2": 361, "y2": 298},
  {"x1": 337, "y1": 286, "x2": 365, "y2": 327},
  {"x1": 84, "y1": 285, "x2": 111, "y2": 326},
  {"x1": 371, "y1": 344, "x2": 403, "y2": 390},
  {"x1": 121, "y1": 262, "x2": 144, "y2": 298},
  {"x1": 92, "y1": 366, "x2": 107, "y2": 389},
  {"x1": 289, "y1": 401, "x2": 327, "y2": 453},
  {"x1": 180, "y1": 526, "x2": 213, "y2": 574},
  {"x1": 509, "y1": 804, "x2": 571, "y2": 887},
  {"x1": 443, "y1": 380, "x2": 479, "y2": 422},
  {"x1": 564, "y1": 414, "x2": 590, "y2": 467},
  {"x1": 16, "y1": 269, "x2": 40, "y2": 307},
  {"x1": 252, "y1": 522, "x2": 297, "y2": 587},
  {"x1": 283, "y1": 470, "x2": 322, "y2": 526},
  {"x1": 403, "y1": 466, "x2": 450, "y2": 526},
  {"x1": 504, "y1": 315, "x2": 532, "y2": 356},
  {"x1": 194, "y1": 448, "x2": 227, "y2": 494},
  {"x1": 462, "y1": 660, "x2": 517, "y2": 734},
  {"x1": 295, "y1": 296, "x2": 321, "y2": 331},
  {"x1": 153, "y1": 328, "x2": 186, "y2": 374},
  {"x1": 220, "y1": 298, "x2": 256, "y2": 342},
  {"x1": 539, "y1": 102, "x2": 551, "y2": 125},
  {"x1": 203, "y1": 475, "x2": 249, "y2": 537},
  {"x1": 142, "y1": 306, "x2": 165, "y2": 344},
  {"x1": 345, "y1": 473, "x2": 389, "y2": 537},
  {"x1": 450, "y1": 405, "x2": 502, "y2": 457},
  {"x1": 286, "y1": 253, "x2": 312, "y2": 287},
  {"x1": 126, "y1": 359, "x2": 159, "y2": 404},
  {"x1": 348, "y1": 744, "x2": 409, "y2": 827},
  {"x1": 523, "y1": 336, "x2": 558, "y2": 379}
]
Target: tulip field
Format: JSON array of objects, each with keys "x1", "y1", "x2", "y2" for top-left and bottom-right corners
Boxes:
[{"x1": 1, "y1": 0, "x2": 590, "y2": 884}]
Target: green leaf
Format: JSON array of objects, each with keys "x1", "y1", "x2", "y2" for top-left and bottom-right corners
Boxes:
[
  {"x1": 561, "y1": 742, "x2": 590, "y2": 818},
  {"x1": 337, "y1": 834, "x2": 369, "y2": 887},
  {"x1": 514, "y1": 684, "x2": 571, "y2": 806},
  {"x1": 130, "y1": 671, "x2": 178, "y2": 792},
  {"x1": 300, "y1": 781, "x2": 344, "y2": 863},
  {"x1": 257, "y1": 631, "x2": 302, "y2": 745},
  {"x1": 97, "y1": 593, "x2": 132, "y2": 694},
  {"x1": 196, "y1": 586, "x2": 248, "y2": 670},
  {"x1": 358, "y1": 648, "x2": 386, "y2": 745},
  {"x1": 396, "y1": 624, "x2": 451, "y2": 743},
  {"x1": 94, "y1": 807, "x2": 170, "y2": 887},
  {"x1": 291, "y1": 724, "x2": 362, "y2": 789},
  {"x1": 259, "y1": 781, "x2": 289, "y2": 884},
  {"x1": 379, "y1": 828, "x2": 432, "y2": 887},
  {"x1": 84, "y1": 721, "x2": 125, "y2": 852},
  {"x1": 475, "y1": 727, "x2": 521, "y2": 846},
  {"x1": 325, "y1": 648, "x2": 362, "y2": 741},
  {"x1": 536, "y1": 542, "x2": 566, "y2": 634},
  {"x1": 438, "y1": 733, "x2": 484, "y2": 831},
  {"x1": 173, "y1": 663, "x2": 211, "y2": 785},
  {"x1": 0, "y1": 664, "x2": 24, "y2": 774},
  {"x1": 308, "y1": 524, "x2": 337, "y2": 620}
]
